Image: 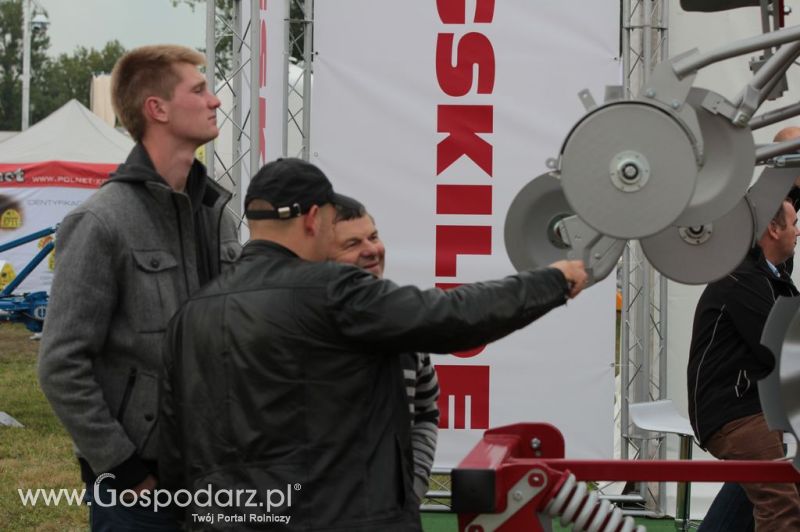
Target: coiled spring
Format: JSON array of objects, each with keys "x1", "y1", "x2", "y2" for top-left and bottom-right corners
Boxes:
[{"x1": 544, "y1": 473, "x2": 646, "y2": 532}]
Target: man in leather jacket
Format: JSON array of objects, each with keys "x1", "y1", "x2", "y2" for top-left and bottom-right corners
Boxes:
[
  {"x1": 38, "y1": 45, "x2": 240, "y2": 531},
  {"x1": 159, "y1": 158, "x2": 587, "y2": 531}
]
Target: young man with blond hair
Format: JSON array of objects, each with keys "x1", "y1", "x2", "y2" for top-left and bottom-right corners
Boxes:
[{"x1": 38, "y1": 44, "x2": 240, "y2": 531}]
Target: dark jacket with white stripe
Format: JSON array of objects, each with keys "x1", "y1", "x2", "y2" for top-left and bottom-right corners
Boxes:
[{"x1": 687, "y1": 246, "x2": 798, "y2": 446}]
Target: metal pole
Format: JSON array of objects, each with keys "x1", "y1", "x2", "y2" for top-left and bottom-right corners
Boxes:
[
  {"x1": 205, "y1": 0, "x2": 217, "y2": 178},
  {"x1": 301, "y1": 0, "x2": 313, "y2": 161},
  {"x1": 672, "y1": 24, "x2": 800, "y2": 78},
  {"x1": 250, "y1": 0, "x2": 261, "y2": 174},
  {"x1": 21, "y1": 0, "x2": 31, "y2": 130},
  {"x1": 643, "y1": 0, "x2": 653, "y2": 82},
  {"x1": 658, "y1": 0, "x2": 670, "y2": 407},
  {"x1": 637, "y1": 1, "x2": 654, "y2": 509},
  {"x1": 282, "y1": 0, "x2": 291, "y2": 157},
  {"x1": 656, "y1": 3, "x2": 670, "y2": 516},
  {"x1": 232, "y1": 0, "x2": 243, "y2": 217},
  {"x1": 621, "y1": 0, "x2": 632, "y2": 98},
  {"x1": 621, "y1": 245, "x2": 631, "y2": 461}
]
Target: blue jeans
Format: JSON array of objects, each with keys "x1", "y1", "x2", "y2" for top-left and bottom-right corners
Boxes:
[
  {"x1": 84, "y1": 482, "x2": 181, "y2": 532},
  {"x1": 697, "y1": 482, "x2": 754, "y2": 532}
]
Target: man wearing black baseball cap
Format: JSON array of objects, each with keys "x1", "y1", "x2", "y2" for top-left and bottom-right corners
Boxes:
[
  {"x1": 244, "y1": 157, "x2": 360, "y2": 220},
  {"x1": 159, "y1": 158, "x2": 589, "y2": 531}
]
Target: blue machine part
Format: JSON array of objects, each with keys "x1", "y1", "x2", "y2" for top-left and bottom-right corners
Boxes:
[
  {"x1": 0, "y1": 291, "x2": 49, "y2": 332},
  {"x1": 0, "y1": 225, "x2": 57, "y2": 333}
]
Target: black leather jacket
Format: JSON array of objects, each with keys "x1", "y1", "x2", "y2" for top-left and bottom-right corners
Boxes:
[{"x1": 160, "y1": 240, "x2": 569, "y2": 531}]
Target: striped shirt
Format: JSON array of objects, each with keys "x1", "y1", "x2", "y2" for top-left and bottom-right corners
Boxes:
[{"x1": 401, "y1": 352, "x2": 440, "y2": 501}]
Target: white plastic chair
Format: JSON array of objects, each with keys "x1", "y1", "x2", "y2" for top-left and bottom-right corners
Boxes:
[{"x1": 629, "y1": 399, "x2": 696, "y2": 532}]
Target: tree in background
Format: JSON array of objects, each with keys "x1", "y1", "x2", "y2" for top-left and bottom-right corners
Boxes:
[
  {"x1": 34, "y1": 41, "x2": 125, "y2": 124},
  {"x1": 0, "y1": 0, "x2": 126, "y2": 131},
  {"x1": 0, "y1": 0, "x2": 50, "y2": 131}
]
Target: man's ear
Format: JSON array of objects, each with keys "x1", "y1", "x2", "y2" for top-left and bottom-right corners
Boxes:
[
  {"x1": 767, "y1": 220, "x2": 781, "y2": 241},
  {"x1": 143, "y1": 96, "x2": 168, "y2": 125},
  {"x1": 303, "y1": 205, "x2": 321, "y2": 236}
]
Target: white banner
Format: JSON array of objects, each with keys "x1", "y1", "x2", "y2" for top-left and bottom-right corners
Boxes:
[{"x1": 312, "y1": 1, "x2": 620, "y2": 466}]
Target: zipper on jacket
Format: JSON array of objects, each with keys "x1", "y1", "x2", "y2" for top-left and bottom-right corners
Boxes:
[
  {"x1": 171, "y1": 195, "x2": 192, "y2": 296},
  {"x1": 214, "y1": 189, "x2": 234, "y2": 274},
  {"x1": 117, "y1": 367, "x2": 138, "y2": 422}
]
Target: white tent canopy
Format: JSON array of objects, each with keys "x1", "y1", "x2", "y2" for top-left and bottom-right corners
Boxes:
[
  {"x1": 0, "y1": 99, "x2": 132, "y2": 164},
  {"x1": 0, "y1": 100, "x2": 133, "y2": 293}
]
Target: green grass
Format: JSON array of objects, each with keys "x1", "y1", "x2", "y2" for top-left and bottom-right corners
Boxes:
[
  {"x1": 0, "y1": 322, "x2": 675, "y2": 531},
  {"x1": 0, "y1": 324, "x2": 87, "y2": 531}
]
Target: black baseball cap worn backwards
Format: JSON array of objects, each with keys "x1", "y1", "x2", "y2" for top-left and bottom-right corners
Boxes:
[{"x1": 245, "y1": 158, "x2": 358, "y2": 220}]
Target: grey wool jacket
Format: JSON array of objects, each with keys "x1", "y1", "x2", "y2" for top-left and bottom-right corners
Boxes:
[{"x1": 38, "y1": 143, "x2": 241, "y2": 489}]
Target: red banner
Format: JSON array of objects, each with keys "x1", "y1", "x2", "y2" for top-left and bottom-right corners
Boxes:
[{"x1": 0, "y1": 161, "x2": 116, "y2": 189}]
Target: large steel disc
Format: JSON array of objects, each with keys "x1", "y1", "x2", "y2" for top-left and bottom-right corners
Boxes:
[
  {"x1": 640, "y1": 198, "x2": 753, "y2": 284},
  {"x1": 561, "y1": 102, "x2": 698, "y2": 239},
  {"x1": 674, "y1": 88, "x2": 755, "y2": 227},
  {"x1": 760, "y1": 296, "x2": 800, "y2": 433},
  {"x1": 778, "y1": 307, "x2": 800, "y2": 471},
  {"x1": 505, "y1": 172, "x2": 572, "y2": 271}
]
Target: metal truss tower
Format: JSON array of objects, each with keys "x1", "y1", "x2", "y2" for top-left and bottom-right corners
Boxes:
[
  {"x1": 619, "y1": 0, "x2": 671, "y2": 517},
  {"x1": 204, "y1": 0, "x2": 314, "y2": 225},
  {"x1": 285, "y1": 0, "x2": 314, "y2": 159}
]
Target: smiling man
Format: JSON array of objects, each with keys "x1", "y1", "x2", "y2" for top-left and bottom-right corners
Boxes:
[
  {"x1": 38, "y1": 45, "x2": 241, "y2": 531},
  {"x1": 330, "y1": 199, "x2": 440, "y2": 503}
]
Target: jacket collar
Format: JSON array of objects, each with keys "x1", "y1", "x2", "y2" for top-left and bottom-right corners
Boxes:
[
  {"x1": 744, "y1": 245, "x2": 795, "y2": 285},
  {"x1": 243, "y1": 240, "x2": 299, "y2": 259},
  {"x1": 106, "y1": 143, "x2": 229, "y2": 212}
]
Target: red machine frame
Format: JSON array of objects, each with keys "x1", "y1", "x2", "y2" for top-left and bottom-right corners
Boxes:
[{"x1": 452, "y1": 423, "x2": 800, "y2": 532}]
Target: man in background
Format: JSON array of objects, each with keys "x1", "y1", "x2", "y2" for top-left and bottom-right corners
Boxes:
[
  {"x1": 688, "y1": 197, "x2": 800, "y2": 530},
  {"x1": 695, "y1": 125, "x2": 800, "y2": 532},
  {"x1": 329, "y1": 198, "x2": 440, "y2": 503}
]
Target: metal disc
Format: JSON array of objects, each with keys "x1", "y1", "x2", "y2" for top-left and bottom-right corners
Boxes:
[
  {"x1": 640, "y1": 198, "x2": 753, "y2": 284},
  {"x1": 760, "y1": 296, "x2": 800, "y2": 433},
  {"x1": 747, "y1": 164, "x2": 799, "y2": 240},
  {"x1": 777, "y1": 306, "x2": 800, "y2": 471},
  {"x1": 560, "y1": 102, "x2": 698, "y2": 239},
  {"x1": 674, "y1": 88, "x2": 755, "y2": 227},
  {"x1": 504, "y1": 172, "x2": 572, "y2": 271}
]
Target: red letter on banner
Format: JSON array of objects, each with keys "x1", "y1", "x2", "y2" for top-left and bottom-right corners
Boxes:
[
  {"x1": 436, "y1": 0, "x2": 495, "y2": 23},
  {"x1": 436, "y1": 185, "x2": 492, "y2": 215},
  {"x1": 437, "y1": 105, "x2": 493, "y2": 175},
  {"x1": 436, "y1": 225, "x2": 491, "y2": 277},
  {"x1": 437, "y1": 365, "x2": 490, "y2": 429},
  {"x1": 436, "y1": 33, "x2": 495, "y2": 97}
]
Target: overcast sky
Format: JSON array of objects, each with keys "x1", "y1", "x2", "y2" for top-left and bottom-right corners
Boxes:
[{"x1": 36, "y1": 0, "x2": 206, "y2": 58}]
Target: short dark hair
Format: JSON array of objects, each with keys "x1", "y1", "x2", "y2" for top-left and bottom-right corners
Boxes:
[{"x1": 334, "y1": 198, "x2": 366, "y2": 223}]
